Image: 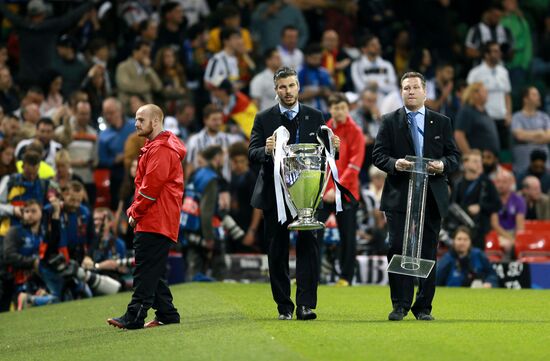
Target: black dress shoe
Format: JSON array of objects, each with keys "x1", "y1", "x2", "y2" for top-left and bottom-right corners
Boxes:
[
  {"x1": 296, "y1": 306, "x2": 317, "y2": 320},
  {"x1": 278, "y1": 313, "x2": 292, "y2": 320},
  {"x1": 415, "y1": 312, "x2": 435, "y2": 321},
  {"x1": 388, "y1": 308, "x2": 407, "y2": 321},
  {"x1": 107, "y1": 315, "x2": 143, "y2": 330}
]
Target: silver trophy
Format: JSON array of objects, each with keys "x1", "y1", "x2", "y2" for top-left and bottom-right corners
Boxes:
[
  {"x1": 386, "y1": 155, "x2": 436, "y2": 278},
  {"x1": 281, "y1": 143, "x2": 330, "y2": 230}
]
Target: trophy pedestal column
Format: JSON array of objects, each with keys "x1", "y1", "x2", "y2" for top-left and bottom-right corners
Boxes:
[{"x1": 387, "y1": 156, "x2": 436, "y2": 279}]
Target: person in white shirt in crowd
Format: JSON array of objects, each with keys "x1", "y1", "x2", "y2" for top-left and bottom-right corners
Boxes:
[
  {"x1": 15, "y1": 117, "x2": 61, "y2": 170},
  {"x1": 185, "y1": 104, "x2": 242, "y2": 181},
  {"x1": 250, "y1": 48, "x2": 282, "y2": 111},
  {"x1": 276, "y1": 25, "x2": 304, "y2": 71},
  {"x1": 204, "y1": 27, "x2": 243, "y2": 90},
  {"x1": 511, "y1": 86, "x2": 550, "y2": 174},
  {"x1": 350, "y1": 34, "x2": 397, "y2": 99},
  {"x1": 174, "y1": 0, "x2": 210, "y2": 27},
  {"x1": 467, "y1": 41, "x2": 512, "y2": 149}
]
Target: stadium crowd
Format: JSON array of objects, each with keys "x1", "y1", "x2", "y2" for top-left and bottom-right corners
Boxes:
[{"x1": 1, "y1": 0, "x2": 550, "y2": 311}]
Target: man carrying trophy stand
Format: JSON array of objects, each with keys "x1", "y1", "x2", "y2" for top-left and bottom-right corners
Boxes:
[
  {"x1": 372, "y1": 72, "x2": 460, "y2": 321},
  {"x1": 248, "y1": 66, "x2": 340, "y2": 321}
]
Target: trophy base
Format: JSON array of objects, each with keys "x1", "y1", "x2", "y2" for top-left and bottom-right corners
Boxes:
[
  {"x1": 387, "y1": 255, "x2": 435, "y2": 278},
  {"x1": 287, "y1": 219, "x2": 325, "y2": 231}
]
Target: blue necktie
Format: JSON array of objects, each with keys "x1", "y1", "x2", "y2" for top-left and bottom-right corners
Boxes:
[
  {"x1": 284, "y1": 110, "x2": 294, "y2": 120},
  {"x1": 407, "y1": 111, "x2": 422, "y2": 156}
]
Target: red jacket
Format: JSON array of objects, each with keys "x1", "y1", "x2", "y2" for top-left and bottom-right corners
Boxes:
[
  {"x1": 325, "y1": 115, "x2": 365, "y2": 200},
  {"x1": 127, "y1": 131, "x2": 186, "y2": 242}
]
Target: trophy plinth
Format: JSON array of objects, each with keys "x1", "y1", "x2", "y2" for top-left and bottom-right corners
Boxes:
[{"x1": 386, "y1": 155, "x2": 436, "y2": 279}]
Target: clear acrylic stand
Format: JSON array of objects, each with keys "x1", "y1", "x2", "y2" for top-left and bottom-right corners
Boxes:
[{"x1": 387, "y1": 156, "x2": 436, "y2": 278}]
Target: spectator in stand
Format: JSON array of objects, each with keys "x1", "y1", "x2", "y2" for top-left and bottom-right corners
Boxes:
[
  {"x1": 320, "y1": 29, "x2": 351, "y2": 91},
  {"x1": 115, "y1": 40, "x2": 162, "y2": 114},
  {"x1": 517, "y1": 150, "x2": 550, "y2": 194},
  {"x1": 298, "y1": 43, "x2": 334, "y2": 113},
  {"x1": 53, "y1": 151, "x2": 85, "y2": 200},
  {"x1": 15, "y1": 118, "x2": 62, "y2": 170},
  {"x1": 350, "y1": 34, "x2": 398, "y2": 99},
  {"x1": 491, "y1": 169, "x2": 526, "y2": 260},
  {"x1": 169, "y1": 100, "x2": 197, "y2": 141},
  {"x1": 250, "y1": 48, "x2": 282, "y2": 111},
  {"x1": 51, "y1": 34, "x2": 88, "y2": 99},
  {"x1": 511, "y1": 86, "x2": 550, "y2": 174},
  {"x1": 522, "y1": 176, "x2": 550, "y2": 220},
  {"x1": 436, "y1": 226, "x2": 498, "y2": 288},
  {"x1": 0, "y1": 115, "x2": 20, "y2": 147},
  {"x1": 154, "y1": 2, "x2": 187, "y2": 61},
  {"x1": 14, "y1": 141, "x2": 55, "y2": 180},
  {"x1": 40, "y1": 71, "x2": 64, "y2": 117},
  {"x1": 81, "y1": 63, "x2": 109, "y2": 125},
  {"x1": 87, "y1": 38, "x2": 113, "y2": 96},
  {"x1": 454, "y1": 82, "x2": 500, "y2": 156},
  {"x1": 251, "y1": 0, "x2": 309, "y2": 53},
  {"x1": 0, "y1": 66, "x2": 19, "y2": 114},
  {"x1": 0, "y1": 144, "x2": 16, "y2": 179},
  {"x1": 207, "y1": 5, "x2": 253, "y2": 54},
  {"x1": 98, "y1": 98, "x2": 135, "y2": 210},
  {"x1": 0, "y1": 151, "x2": 59, "y2": 239},
  {"x1": 464, "y1": 5, "x2": 514, "y2": 61},
  {"x1": 182, "y1": 23, "x2": 210, "y2": 115},
  {"x1": 18, "y1": 103, "x2": 42, "y2": 142},
  {"x1": 204, "y1": 27, "x2": 243, "y2": 90},
  {"x1": 153, "y1": 46, "x2": 187, "y2": 115},
  {"x1": 185, "y1": 104, "x2": 242, "y2": 181},
  {"x1": 317, "y1": 93, "x2": 365, "y2": 287},
  {"x1": 0, "y1": 0, "x2": 93, "y2": 88},
  {"x1": 175, "y1": 0, "x2": 210, "y2": 27},
  {"x1": 482, "y1": 149, "x2": 505, "y2": 181},
  {"x1": 276, "y1": 26, "x2": 305, "y2": 72},
  {"x1": 425, "y1": 63, "x2": 460, "y2": 121},
  {"x1": 15, "y1": 86, "x2": 45, "y2": 120},
  {"x1": 467, "y1": 42, "x2": 512, "y2": 150},
  {"x1": 54, "y1": 100, "x2": 97, "y2": 204},
  {"x1": 227, "y1": 142, "x2": 262, "y2": 253},
  {"x1": 209, "y1": 78, "x2": 257, "y2": 139},
  {"x1": 449, "y1": 150, "x2": 501, "y2": 249},
  {"x1": 501, "y1": 0, "x2": 533, "y2": 92}
]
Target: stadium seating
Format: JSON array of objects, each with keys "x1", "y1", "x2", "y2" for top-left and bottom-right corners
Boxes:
[
  {"x1": 484, "y1": 230, "x2": 504, "y2": 262},
  {"x1": 514, "y1": 231, "x2": 550, "y2": 263},
  {"x1": 524, "y1": 220, "x2": 550, "y2": 233},
  {"x1": 93, "y1": 169, "x2": 111, "y2": 208}
]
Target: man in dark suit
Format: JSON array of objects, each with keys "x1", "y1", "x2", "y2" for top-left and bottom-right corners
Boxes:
[
  {"x1": 372, "y1": 72, "x2": 460, "y2": 321},
  {"x1": 248, "y1": 66, "x2": 339, "y2": 321}
]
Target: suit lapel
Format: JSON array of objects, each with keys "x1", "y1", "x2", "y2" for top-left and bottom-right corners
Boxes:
[
  {"x1": 266, "y1": 105, "x2": 283, "y2": 136},
  {"x1": 423, "y1": 109, "x2": 434, "y2": 157}
]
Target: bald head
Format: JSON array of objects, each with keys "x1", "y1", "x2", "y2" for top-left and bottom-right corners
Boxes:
[
  {"x1": 135, "y1": 103, "x2": 165, "y2": 140},
  {"x1": 522, "y1": 175, "x2": 542, "y2": 201}
]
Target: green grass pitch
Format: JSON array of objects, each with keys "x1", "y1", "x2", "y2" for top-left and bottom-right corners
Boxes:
[{"x1": 1, "y1": 283, "x2": 549, "y2": 361}]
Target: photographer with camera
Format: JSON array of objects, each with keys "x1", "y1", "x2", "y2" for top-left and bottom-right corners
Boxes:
[
  {"x1": 3, "y1": 199, "x2": 59, "y2": 310},
  {"x1": 181, "y1": 145, "x2": 228, "y2": 281},
  {"x1": 448, "y1": 150, "x2": 501, "y2": 249},
  {"x1": 436, "y1": 226, "x2": 498, "y2": 288}
]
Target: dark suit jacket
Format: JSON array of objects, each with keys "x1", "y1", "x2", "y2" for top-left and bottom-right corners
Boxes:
[
  {"x1": 248, "y1": 104, "x2": 325, "y2": 210},
  {"x1": 372, "y1": 107, "x2": 460, "y2": 218}
]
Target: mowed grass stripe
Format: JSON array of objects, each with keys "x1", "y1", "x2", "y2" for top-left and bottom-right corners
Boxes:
[{"x1": 0, "y1": 283, "x2": 549, "y2": 361}]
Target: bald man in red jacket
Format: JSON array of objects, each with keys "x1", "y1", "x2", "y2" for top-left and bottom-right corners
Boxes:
[
  {"x1": 108, "y1": 104, "x2": 186, "y2": 330},
  {"x1": 317, "y1": 92, "x2": 365, "y2": 286}
]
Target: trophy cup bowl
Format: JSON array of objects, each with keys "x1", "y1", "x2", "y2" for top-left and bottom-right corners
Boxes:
[{"x1": 282, "y1": 143, "x2": 330, "y2": 230}]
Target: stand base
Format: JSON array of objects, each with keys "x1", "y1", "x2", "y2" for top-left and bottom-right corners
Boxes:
[
  {"x1": 288, "y1": 218, "x2": 325, "y2": 231},
  {"x1": 387, "y1": 255, "x2": 435, "y2": 278}
]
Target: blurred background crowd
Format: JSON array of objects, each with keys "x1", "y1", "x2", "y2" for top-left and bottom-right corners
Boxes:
[{"x1": 1, "y1": 0, "x2": 550, "y2": 311}]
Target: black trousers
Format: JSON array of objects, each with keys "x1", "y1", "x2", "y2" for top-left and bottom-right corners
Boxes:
[
  {"x1": 126, "y1": 232, "x2": 179, "y2": 324},
  {"x1": 317, "y1": 203, "x2": 357, "y2": 283},
  {"x1": 385, "y1": 195, "x2": 440, "y2": 315},
  {"x1": 263, "y1": 208, "x2": 319, "y2": 315}
]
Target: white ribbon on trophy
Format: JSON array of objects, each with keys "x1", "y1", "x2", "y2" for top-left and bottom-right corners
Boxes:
[
  {"x1": 273, "y1": 126, "x2": 297, "y2": 224},
  {"x1": 318, "y1": 125, "x2": 343, "y2": 213}
]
